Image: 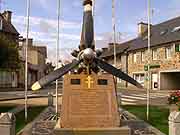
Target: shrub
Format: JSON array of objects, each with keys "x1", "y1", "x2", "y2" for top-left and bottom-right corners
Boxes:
[{"x1": 168, "y1": 90, "x2": 180, "y2": 105}]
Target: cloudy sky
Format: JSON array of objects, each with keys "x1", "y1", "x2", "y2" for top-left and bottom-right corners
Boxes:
[{"x1": 3, "y1": 0, "x2": 180, "y2": 63}]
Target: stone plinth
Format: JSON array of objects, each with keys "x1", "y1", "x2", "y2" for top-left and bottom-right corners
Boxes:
[
  {"x1": 54, "y1": 127, "x2": 131, "y2": 135},
  {"x1": 60, "y1": 73, "x2": 120, "y2": 128},
  {"x1": 0, "y1": 113, "x2": 16, "y2": 135},
  {"x1": 169, "y1": 111, "x2": 180, "y2": 135}
]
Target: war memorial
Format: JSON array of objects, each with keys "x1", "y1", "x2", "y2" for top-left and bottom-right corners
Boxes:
[
  {"x1": 1, "y1": 0, "x2": 180, "y2": 135},
  {"x1": 30, "y1": 0, "x2": 142, "y2": 134}
]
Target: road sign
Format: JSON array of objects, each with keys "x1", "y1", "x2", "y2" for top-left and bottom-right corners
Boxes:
[
  {"x1": 144, "y1": 64, "x2": 160, "y2": 71},
  {"x1": 144, "y1": 65, "x2": 148, "y2": 71}
]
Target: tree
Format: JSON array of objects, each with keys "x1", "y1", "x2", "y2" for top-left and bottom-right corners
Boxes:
[{"x1": 0, "y1": 35, "x2": 20, "y2": 70}]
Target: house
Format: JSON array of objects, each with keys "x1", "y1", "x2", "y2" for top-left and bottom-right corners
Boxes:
[
  {"x1": 19, "y1": 38, "x2": 47, "y2": 87},
  {"x1": 0, "y1": 11, "x2": 20, "y2": 88},
  {"x1": 101, "y1": 16, "x2": 180, "y2": 90}
]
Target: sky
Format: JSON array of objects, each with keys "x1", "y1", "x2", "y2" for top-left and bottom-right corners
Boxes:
[{"x1": 2, "y1": 0, "x2": 180, "y2": 64}]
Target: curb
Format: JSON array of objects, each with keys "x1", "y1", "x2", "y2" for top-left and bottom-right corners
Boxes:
[{"x1": 0, "y1": 94, "x2": 62, "y2": 102}]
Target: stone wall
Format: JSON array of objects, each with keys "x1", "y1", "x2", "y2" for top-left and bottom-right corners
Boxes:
[{"x1": 128, "y1": 42, "x2": 180, "y2": 89}]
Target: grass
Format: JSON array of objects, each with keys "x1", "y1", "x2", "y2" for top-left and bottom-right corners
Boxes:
[
  {"x1": 15, "y1": 106, "x2": 47, "y2": 134},
  {"x1": 0, "y1": 106, "x2": 15, "y2": 113},
  {"x1": 122, "y1": 105, "x2": 169, "y2": 135}
]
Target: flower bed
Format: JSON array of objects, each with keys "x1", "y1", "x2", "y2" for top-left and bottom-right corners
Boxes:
[{"x1": 168, "y1": 90, "x2": 180, "y2": 111}]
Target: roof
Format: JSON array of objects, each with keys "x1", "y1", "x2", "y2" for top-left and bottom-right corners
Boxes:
[
  {"x1": 101, "y1": 43, "x2": 129, "y2": 58},
  {"x1": 128, "y1": 16, "x2": 180, "y2": 52},
  {"x1": 102, "y1": 16, "x2": 180, "y2": 57},
  {"x1": 0, "y1": 14, "x2": 19, "y2": 35}
]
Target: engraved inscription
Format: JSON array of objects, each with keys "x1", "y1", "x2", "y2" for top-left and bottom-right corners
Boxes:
[{"x1": 70, "y1": 91, "x2": 110, "y2": 116}]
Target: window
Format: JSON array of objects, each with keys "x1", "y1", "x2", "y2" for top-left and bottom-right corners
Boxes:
[
  {"x1": 118, "y1": 55, "x2": 121, "y2": 63},
  {"x1": 152, "y1": 49, "x2": 158, "y2": 60},
  {"x1": 160, "y1": 29, "x2": 168, "y2": 35},
  {"x1": 171, "y1": 26, "x2": 180, "y2": 32},
  {"x1": 175, "y1": 43, "x2": 180, "y2": 52},
  {"x1": 143, "y1": 35, "x2": 148, "y2": 40},
  {"x1": 165, "y1": 46, "x2": 173, "y2": 59},
  {"x1": 141, "y1": 51, "x2": 145, "y2": 62},
  {"x1": 133, "y1": 53, "x2": 137, "y2": 63},
  {"x1": 0, "y1": 19, "x2": 2, "y2": 30},
  {"x1": 133, "y1": 74, "x2": 145, "y2": 85}
]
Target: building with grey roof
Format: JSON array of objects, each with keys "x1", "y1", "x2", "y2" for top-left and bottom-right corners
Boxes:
[{"x1": 102, "y1": 16, "x2": 180, "y2": 90}]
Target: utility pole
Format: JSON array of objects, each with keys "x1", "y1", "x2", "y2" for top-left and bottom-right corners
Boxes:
[
  {"x1": 25, "y1": 0, "x2": 30, "y2": 122},
  {"x1": 56, "y1": 0, "x2": 61, "y2": 116},
  {"x1": 147, "y1": 0, "x2": 151, "y2": 121}
]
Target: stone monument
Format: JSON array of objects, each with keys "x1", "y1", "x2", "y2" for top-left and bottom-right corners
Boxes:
[
  {"x1": 31, "y1": 0, "x2": 142, "y2": 134},
  {"x1": 53, "y1": 73, "x2": 131, "y2": 135},
  {"x1": 61, "y1": 73, "x2": 120, "y2": 128}
]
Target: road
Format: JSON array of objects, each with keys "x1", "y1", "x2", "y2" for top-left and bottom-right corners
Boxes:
[
  {"x1": 119, "y1": 89, "x2": 169, "y2": 106},
  {"x1": 0, "y1": 86, "x2": 170, "y2": 106}
]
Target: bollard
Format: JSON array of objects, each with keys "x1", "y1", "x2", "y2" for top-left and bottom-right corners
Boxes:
[
  {"x1": 169, "y1": 111, "x2": 180, "y2": 135},
  {"x1": 0, "y1": 113, "x2": 16, "y2": 135},
  {"x1": 48, "y1": 92, "x2": 54, "y2": 107}
]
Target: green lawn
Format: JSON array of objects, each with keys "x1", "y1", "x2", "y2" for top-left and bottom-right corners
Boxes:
[
  {"x1": 122, "y1": 105, "x2": 169, "y2": 135},
  {"x1": 15, "y1": 106, "x2": 47, "y2": 133},
  {"x1": 0, "y1": 106, "x2": 15, "y2": 113}
]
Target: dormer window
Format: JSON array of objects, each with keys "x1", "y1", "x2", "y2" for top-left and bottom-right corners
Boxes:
[
  {"x1": 160, "y1": 29, "x2": 168, "y2": 35},
  {"x1": 171, "y1": 26, "x2": 180, "y2": 32},
  {"x1": 143, "y1": 35, "x2": 148, "y2": 40}
]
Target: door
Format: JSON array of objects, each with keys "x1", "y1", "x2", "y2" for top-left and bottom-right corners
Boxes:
[{"x1": 152, "y1": 73, "x2": 158, "y2": 90}]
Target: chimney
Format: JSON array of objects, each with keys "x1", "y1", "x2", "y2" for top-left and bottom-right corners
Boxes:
[
  {"x1": 102, "y1": 48, "x2": 108, "y2": 52},
  {"x1": 27, "y1": 38, "x2": 33, "y2": 46},
  {"x1": 2, "y1": 11, "x2": 12, "y2": 23},
  {"x1": 22, "y1": 38, "x2": 33, "y2": 47},
  {"x1": 138, "y1": 22, "x2": 148, "y2": 37}
]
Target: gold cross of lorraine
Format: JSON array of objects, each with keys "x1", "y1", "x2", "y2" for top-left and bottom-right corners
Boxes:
[{"x1": 85, "y1": 76, "x2": 94, "y2": 89}]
